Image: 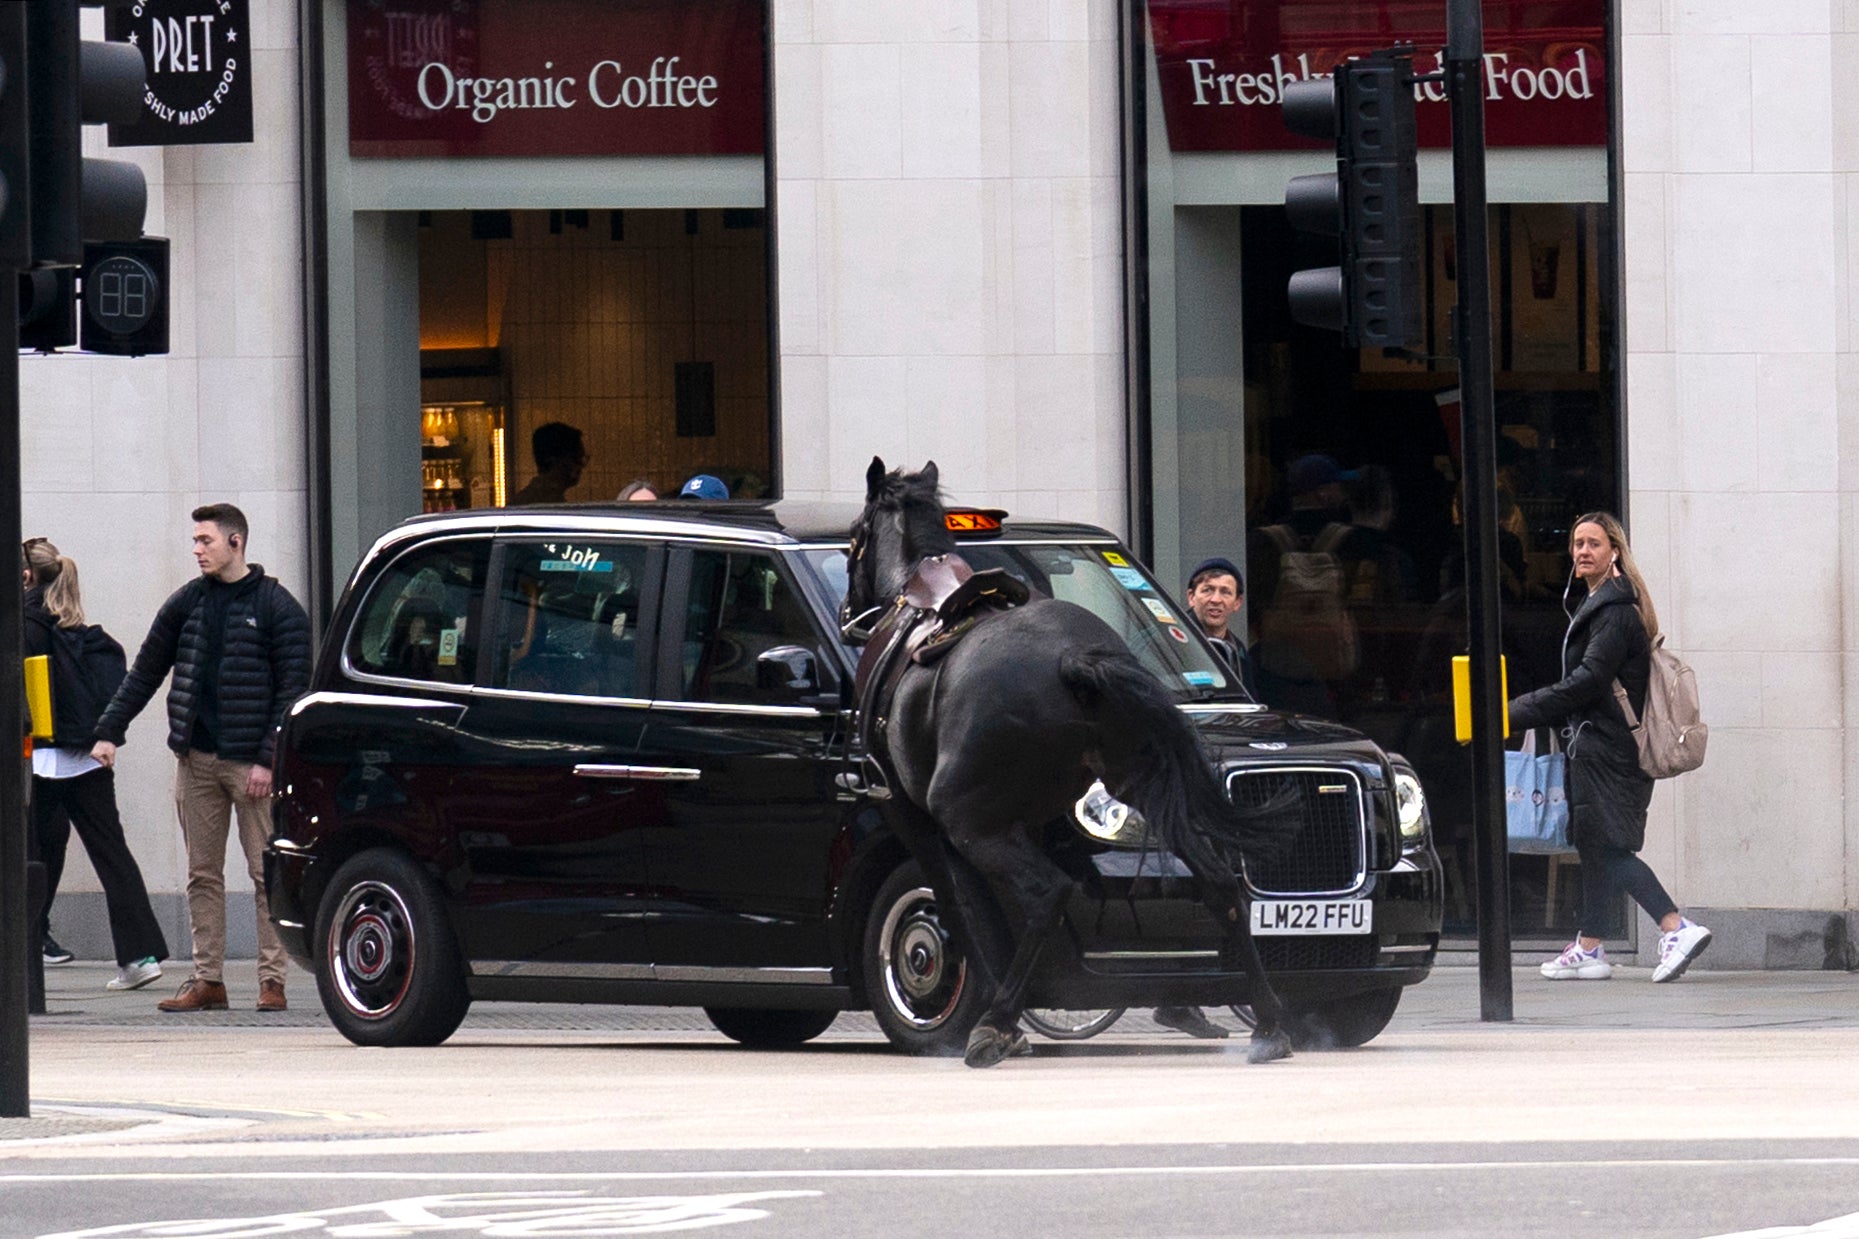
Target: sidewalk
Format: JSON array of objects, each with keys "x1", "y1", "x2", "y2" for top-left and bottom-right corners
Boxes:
[{"x1": 32, "y1": 954, "x2": 1859, "y2": 1034}]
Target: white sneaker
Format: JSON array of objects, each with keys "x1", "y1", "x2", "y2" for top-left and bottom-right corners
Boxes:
[
  {"x1": 1540, "y1": 940, "x2": 1613, "y2": 980},
  {"x1": 1653, "y1": 920, "x2": 1712, "y2": 983},
  {"x1": 106, "y1": 958, "x2": 163, "y2": 991}
]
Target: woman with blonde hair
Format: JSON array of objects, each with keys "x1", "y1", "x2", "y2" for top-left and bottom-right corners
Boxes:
[
  {"x1": 22, "y1": 538, "x2": 169, "y2": 990},
  {"x1": 1508, "y1": 513, "x2": 1711, "y2": 983}
]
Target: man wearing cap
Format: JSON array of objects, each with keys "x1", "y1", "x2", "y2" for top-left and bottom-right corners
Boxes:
[
  {"x1": 677, "y1": 474, "x2": 730, "y2": 501},
  {"x1": 1185, "y1": 556, "x2": 1254, "y2": 696}
]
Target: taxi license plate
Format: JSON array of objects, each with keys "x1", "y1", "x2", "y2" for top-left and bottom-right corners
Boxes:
[{"x1": 1249, "y1": 899, "x2": 1372, "y2": 935}]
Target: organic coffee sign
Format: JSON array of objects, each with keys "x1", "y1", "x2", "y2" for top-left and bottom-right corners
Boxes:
[
  {"x1": 106, "y1": 0, "x2": 255, "y2": 146},
  {"x1": 347, "y1": 0, "x2": 766, "y2": 157},
  {"x1": 1149, "y1": 0, "x2": 1606, "y2": 152}
]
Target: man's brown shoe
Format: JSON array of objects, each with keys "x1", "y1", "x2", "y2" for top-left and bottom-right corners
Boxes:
[
  {"x1": 257, "y1": 980, "x2": 287, "y2": 1012},
  {"x1": 157, "y1": 978, "x2": 229, "y2": 1012}
]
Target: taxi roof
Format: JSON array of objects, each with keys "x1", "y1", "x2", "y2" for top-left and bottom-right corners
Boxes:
[{"x1": 383, "y1": 499, "x2": 1120, "y2": 552}]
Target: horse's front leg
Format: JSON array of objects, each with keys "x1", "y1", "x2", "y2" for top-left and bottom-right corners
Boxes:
[
  {"x1": 944, "y1": 825, "x2": 1075, "y2": 1069},
  {"x1": 1201, "y1": 870, "x2": 1294, "y2": 1064}
]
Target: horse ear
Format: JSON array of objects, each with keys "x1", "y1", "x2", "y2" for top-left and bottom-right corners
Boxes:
[
  {"x1": 921, "y1": 460, "x2": 940, "y2": 488},
  {"x1": 866, "y1": 456, "x2": 887, "y2": 500}
]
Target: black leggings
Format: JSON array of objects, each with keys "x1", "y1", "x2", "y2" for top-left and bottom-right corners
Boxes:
[
  {"x1": 1577, "y1": 841, "x2": 1678, "y2": 940},
  {"x1": 30, "y1": 767, "x2": 170, "y2": 967}
]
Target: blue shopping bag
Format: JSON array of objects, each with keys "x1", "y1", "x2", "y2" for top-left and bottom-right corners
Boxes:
[{"x1": 1505, "y1": 729, "x2": 1571, "y2": 854}]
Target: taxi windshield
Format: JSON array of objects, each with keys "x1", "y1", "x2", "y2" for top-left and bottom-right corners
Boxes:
[{"x1": 798, "y1": 542, "x2": 1246, "y2": 701}]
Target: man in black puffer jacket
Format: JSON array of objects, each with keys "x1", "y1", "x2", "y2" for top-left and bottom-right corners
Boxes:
[{"x1": 91, "y1": 504, "x2": 312, "y2": 1013}]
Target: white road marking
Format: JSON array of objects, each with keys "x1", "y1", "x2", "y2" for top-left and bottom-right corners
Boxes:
[{"x1": 1699, "y1": 1213, "x2": 1859, "y2": 1239}]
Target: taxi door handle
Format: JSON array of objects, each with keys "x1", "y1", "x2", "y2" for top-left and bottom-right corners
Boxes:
[{"x1": 573, "y1": 764, "x2": 702, "y2": 782}]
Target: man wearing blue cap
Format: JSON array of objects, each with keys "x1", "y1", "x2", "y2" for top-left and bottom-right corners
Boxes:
[{"x1": 677, "y1": 473, "x2": 730, "y2": 500}]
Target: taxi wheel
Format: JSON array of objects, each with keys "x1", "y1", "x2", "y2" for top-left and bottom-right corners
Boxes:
[
  {"x1": 1287, "y1": 986, "x2": 1402, "y2": 1049},
  {"x1": 862, "y1": 862, "x2": 989, "y2": 1057},
  {"x1": 314, "y1": 848, "x2": 471, "y2": 1048},
  {"x1": 704, "y1": 1007, "x2": 839, "y2": 1048}
]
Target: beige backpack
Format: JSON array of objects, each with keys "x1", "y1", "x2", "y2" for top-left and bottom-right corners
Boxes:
[{"x1": 1612, "y1": 635, "x2": 1707, "y2": 778}]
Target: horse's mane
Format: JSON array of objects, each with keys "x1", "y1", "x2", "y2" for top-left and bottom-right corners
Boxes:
[{"x1": 874, "y1": 467, "x2": 956, "y2": 556}]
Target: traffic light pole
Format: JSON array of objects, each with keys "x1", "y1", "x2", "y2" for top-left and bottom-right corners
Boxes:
[
  {"x1": 1446, "y1": 0, "x2": 1513, "y2": 1021},
  {"x1": 1, "y1": 266, "x2": 29, "y2": 1115}
]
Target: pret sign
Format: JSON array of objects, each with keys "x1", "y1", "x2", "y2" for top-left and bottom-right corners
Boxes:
[
  {"x1": 347, "y1": 0, "x2": 765, "y2": 157},
  {"x1": 1148, "y1": 0, "x2": 1606, "y2": 152},
  {"x1": 105, "y1": 0, "x2": 254, "y2": 146}
]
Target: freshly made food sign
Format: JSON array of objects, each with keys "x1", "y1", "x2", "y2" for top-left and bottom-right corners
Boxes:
[
  {"x1": 1149, "y1": 0, "x2": 1606, "y2": 152},
  {"x1": 347, "y1": 0, "x2": 764, "y2": 157}
]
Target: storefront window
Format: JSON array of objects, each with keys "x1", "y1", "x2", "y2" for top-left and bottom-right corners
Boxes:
[{"x1": 1126, "y1": 0, "x2": 1620, "y2": 940}]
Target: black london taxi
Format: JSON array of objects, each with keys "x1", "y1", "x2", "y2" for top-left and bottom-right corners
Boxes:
[{"x1": 264, "y1": 502, "x2": 1443, "y2": 1051}]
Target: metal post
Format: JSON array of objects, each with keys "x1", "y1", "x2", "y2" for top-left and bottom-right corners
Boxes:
[
  {"x1": 1, "y1": 263, "x2": 31, "y2": 1113},
  {"x1": 1447, "y1": 0, "x2": 1512, "y2": 1021}
]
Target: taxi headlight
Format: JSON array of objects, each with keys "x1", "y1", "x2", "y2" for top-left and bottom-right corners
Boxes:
[
  {"x1": 1394, "y1": 770, "x2": 1428, "y2": 840},
  {"x1": 1073, "y1": 780, "x2": 1149, "y2": 846}
]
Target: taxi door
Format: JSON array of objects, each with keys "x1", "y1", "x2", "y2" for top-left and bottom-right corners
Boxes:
[
  {"x1": 632, "y1": 544, "x2": 850, "y2": 979},
  {"x1": 444, "y1": 535, "x2": 664, "y2": 977}
]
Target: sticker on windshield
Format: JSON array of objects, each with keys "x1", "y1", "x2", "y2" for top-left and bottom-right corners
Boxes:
[
  {"x1": 1167, "y1": 625, "x2": 1190, "y2": 643},
  {"x1": 1110, "y1": 566, "x2": 1152, "y2": 591},
  {"x1": 539, "y1": 544, "x2": 614, "y2": 573},
  {"x1": 1142, "y1": 598, "x2": 1179, "y2": 624},
  {"x1": 437, "y1": 628, "x2": 460, "y2": 667},
  {"x1": 1183, "y1": 670, "x2": 1217, "y2": 686},
  {"x1": 1101, "y1": 550, "x2": 1130, "y2": 567}
]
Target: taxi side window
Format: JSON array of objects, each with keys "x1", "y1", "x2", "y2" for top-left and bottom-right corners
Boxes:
[
  {"x1": 348, "y1": 540, "x2": 489, "y2": 686},
  {"x1": 678, "y1": 551, "x2": 820, "y2": 705},
  {"x1": 493, "y1": 541, "x2": 650, "y2": 699}
]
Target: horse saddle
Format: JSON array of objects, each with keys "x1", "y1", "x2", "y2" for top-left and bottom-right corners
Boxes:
[{"x1": 853, "y1": 554, "x2": 1030, "y2": 755}]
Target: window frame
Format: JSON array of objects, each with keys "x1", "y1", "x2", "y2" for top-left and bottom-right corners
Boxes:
[
  {"x1": 655, "y1": 542, "x2": 840, "y2": 716},
  {"x1": 339, "y1": 533, "x2": 494, "y2": 694},
  {"x1": 474, "y1": 534, "x2": 666, "y2": 706}
]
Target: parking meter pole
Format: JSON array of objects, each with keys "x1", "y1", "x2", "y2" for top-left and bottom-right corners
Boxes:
[
  {"x1": 1, "y1": 267, "x2": 30, "y2": 1114},
  {"x1": 1447, "y1": 0, "x2": 1514, "y2": 1022}
]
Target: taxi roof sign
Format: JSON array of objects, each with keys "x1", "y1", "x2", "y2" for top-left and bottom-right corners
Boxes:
[{"x1": 945, "y1": 508, "x2": 1007, "y2": 535}]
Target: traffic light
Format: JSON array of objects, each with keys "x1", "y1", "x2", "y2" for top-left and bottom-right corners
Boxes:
[
  {"x1": 1, "y1": 4, "x2": 29, "y2": 269},
  {"x1": 26, "y1": 2, "x2": 148, "y2": 269},
  {"x1": 19, "y1": 269, "x2": 77, "y2": 351},
  {"x1": 1282, "y1": 50, "x2": 1422, "y2": 350},
  {"x1": 79, "y1": 237, "x2": 167, "y2": 356}
]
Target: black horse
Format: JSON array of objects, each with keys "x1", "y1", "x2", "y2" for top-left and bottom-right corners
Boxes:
[{"x1": 841, "y1": 458, "x2": 1300, "y2": 1067}]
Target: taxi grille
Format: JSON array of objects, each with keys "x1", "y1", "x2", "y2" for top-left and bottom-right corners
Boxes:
[
  {"x1": 1227, "y1": 767, "x2": 1368, "y2": 897},
  {"x1": 1256, "y1": 936, "x2": 1376, "y2": 971}
]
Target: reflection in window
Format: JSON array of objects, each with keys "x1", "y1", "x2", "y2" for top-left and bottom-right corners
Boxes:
[
  {"x1": 678, "y1": 552, "x2": 820, "y2": 705},
  {"x1": 349, "y1": 540, "x2": 490, "y2": 685},
  {"x1": 495, "y1": 541, "x2": 650, "y2": 699}
]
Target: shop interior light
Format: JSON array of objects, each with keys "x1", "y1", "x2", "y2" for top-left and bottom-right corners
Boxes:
[{"x1": 492, "y1": 425, "x2": 506, "y2": 507}]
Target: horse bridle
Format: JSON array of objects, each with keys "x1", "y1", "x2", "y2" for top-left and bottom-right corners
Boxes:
[{"x1": 839, "y1": 519, "x2": 887, "y2": 641}]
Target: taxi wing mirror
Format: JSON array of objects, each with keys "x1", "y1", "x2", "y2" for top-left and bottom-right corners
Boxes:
[{"x1": 756, "y1": 645, "x2": 819, "y2": 696}]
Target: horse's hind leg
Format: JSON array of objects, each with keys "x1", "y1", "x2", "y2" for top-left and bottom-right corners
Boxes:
[
  {"x1": 943, "y1": 826, "x2": 1074, "y2": 1069},
  {"x1": 884, "y1": 797, "x2": 1012, "y2": 997},
  {"x1": 1197, "y1": 868, "x2": 1293, "y2": 1064}
]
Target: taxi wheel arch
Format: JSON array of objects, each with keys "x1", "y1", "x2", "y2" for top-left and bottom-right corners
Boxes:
[{"x1": 313, "y1": 847, "x2": 471, "y2": 1047}]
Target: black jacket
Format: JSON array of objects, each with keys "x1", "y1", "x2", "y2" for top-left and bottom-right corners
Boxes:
[
  {"x1": 1508, "y1": 576, "x2": 1653, "y2": 851},
  {"x1": 94, "y1": 566, "x2": 313, "y2": 767}
]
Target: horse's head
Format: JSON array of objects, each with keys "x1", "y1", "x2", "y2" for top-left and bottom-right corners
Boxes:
[{"x1": 840, "y1": 455, "x2": 952, "y2": 641}]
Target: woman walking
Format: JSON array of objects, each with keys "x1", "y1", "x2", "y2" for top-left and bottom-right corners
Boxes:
[
  {"x1": 1508, "y1": 513, "x2": 1711, "y2": 982},
  {"x1": 23, "y1": 538, "x2": 169, "y2": 990}
]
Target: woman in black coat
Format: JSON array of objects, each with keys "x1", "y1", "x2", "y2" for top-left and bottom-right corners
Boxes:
[{"x1": 1507, "y1": 512, "x2": 1711, "y2": 983}]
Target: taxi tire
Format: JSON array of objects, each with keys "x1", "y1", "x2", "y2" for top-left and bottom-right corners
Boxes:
[
  {"x1": 1288, "y1": 986, "x2": 1402, "y2": 1049},
  {"x1": 314, "y1": 848, "x2": 471, "y2": 1048},
  {"x1": 704, "y1": 1007, "x2": 839, "y2": 1048},
  {"x1": 862, "y1": 861, "x2": 990, "y2": 1057}
]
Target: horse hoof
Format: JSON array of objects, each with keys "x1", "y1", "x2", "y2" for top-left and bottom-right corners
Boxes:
[
  {"x1": 1153, "y1": 1005, "x2": 1229, "y2": 1040},
  {"x1": 1247, "y1": 1027, "x2": 1293, "y2": 1064},
  {"x1": 965, "y1": 1024, "x2": 1024, "y2": 1069}
]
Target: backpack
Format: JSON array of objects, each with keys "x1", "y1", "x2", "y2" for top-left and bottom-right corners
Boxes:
[
  {"x1": 45, "y1": 622, "x2": 128, "y2": 749},
  {"x1": 1612, "y1": 634, "x2": 1706, "y2": 779},
  {"x1": 1257, "y1": 523, "x2": 1359, "y2": 682}
]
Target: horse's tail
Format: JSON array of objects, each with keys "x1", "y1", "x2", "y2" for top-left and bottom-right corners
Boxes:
[{"x1": 1058, "y1": 647, "x2": 1301, "y2": 874}]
